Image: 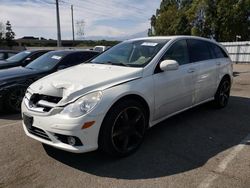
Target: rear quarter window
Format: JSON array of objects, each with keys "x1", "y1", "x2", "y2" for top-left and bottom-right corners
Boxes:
[
  {"x1": 210, "y1": 43, "x2": 229, "y2": 59},
  {"x1": 187, "y1": 39, "x2": 212, "y2": 62}
]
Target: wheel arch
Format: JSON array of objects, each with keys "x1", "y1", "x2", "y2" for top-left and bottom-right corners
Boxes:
[
  {"x1": 221, "y1": 74, "x2": 231, "y2": 85},
  {"x1": 111, "y1": 94, "x2": 150, "y2": 123}
]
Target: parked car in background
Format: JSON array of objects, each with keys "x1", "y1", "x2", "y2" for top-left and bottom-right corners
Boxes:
[
  {"x1": 0, "y1": 50, "x2": 19, "y2": 60},
  {"x1": 0, "y1": 49, "x2": 50, "y2": 70},
  {"x1": 21, "y1": 36, "x2": 233, "y2": 157},
  {"x1": 0, "y1": 50, "x2": 99, "y2": 112},
  {"x1": 93, "y1": 45, "x2": 110, "y2": 52}
]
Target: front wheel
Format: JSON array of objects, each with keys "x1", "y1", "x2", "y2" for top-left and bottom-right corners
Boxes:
[
  {"x1": 4, "y1": 87, "x2": 26, "y2": 112},
  {"x1": 99, "y1": 99, "x2": 148, "y2": 157},
  {"x1": 214, "y1": 78, "x2": 231, "y2": 108}
]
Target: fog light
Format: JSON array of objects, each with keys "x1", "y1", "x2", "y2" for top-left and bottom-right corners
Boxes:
[{"x1": 67, "y1": 136, "x2": 76, "y2": 146}]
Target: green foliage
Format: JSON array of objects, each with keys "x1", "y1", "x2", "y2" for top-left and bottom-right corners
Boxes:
[
  {"x1": 150, "y1": 0, "x2": 250, "y2": 41},
  {"x1": 5, "y1": 21, "x2": 15, "y2": 47},
  {"x1": 0, "y1": 21, "x2": 16, "y2": 47}
]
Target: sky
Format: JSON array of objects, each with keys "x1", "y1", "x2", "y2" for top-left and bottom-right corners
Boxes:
[{"x1": 0, "y1": 0, "x2": 161, "y2": 40}]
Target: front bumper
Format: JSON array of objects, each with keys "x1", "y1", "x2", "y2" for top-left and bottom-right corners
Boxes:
[{"x1": 21, "y1": 101, "x2": 105, "y2": 153}]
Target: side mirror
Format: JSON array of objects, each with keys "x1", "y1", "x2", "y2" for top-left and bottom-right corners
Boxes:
[
  {"x1": 24, "y1": 57, "x2": 32, "y2": 63},
  {"x1": 21, "y1": 58, "x2": 32, "y2": 66},
  {"x1": 159, "y1": 60, "x2": 179, "y2": 71}
]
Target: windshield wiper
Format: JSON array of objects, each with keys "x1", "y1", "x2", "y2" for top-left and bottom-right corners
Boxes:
[
  {"x1": 89, "y1": 61, "x2": 129, "y2": 67},
  {"x1": 26, "y1": 67, "x2": 34, "y2": 70},
  {"x1": 104, "y1": 61, "x2": 129, "y2": 67}
]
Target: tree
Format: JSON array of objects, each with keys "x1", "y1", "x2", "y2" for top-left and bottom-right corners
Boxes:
[
  {"x1": 150, "y1": 0, "x2": 250, "y2": 41},
  {"x1": 5, "y1": 21, "x2": 15, "y2": 46},
  {"x1": 0, "y1": 22, "x2": 5, "y2": 44}
]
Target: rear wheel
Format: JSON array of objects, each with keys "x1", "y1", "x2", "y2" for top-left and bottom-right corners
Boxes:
[
  {"x1": 214, "y1": 78, "x2": 231, "y2": 108},
  {"x1": 99, "y1": 99, "x2": 148, "y2": 157},
  {"x1": 4, "y1": 87, "x2": 26, "y2": 112}
]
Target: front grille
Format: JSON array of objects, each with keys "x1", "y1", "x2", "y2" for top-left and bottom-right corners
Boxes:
[{"x1": 25, "y1": 92, "x2": 62, "y2": 112}]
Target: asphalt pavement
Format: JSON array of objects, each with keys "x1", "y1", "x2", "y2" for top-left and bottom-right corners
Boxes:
[{"x1": 0, "y1": 64, "x2": 249, "y2": 188}]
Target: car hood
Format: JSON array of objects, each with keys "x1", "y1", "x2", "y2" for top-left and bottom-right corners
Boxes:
[
  {"x1": 29, "y1": 63, "x2": 143, "y2": 105},
  {"x1": 0, "y1": 66, "x2": 39, "y2": 81},
  {"x1": 0, "y1": 60, "x2": 8, "y2": 64}
]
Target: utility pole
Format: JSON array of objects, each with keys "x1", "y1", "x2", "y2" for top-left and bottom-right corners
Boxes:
[
  {"x1": 71, "y1": 5, "x2": 75, "y2": 41},
  {"x1": 56, "y1": 0, "x2": 62, "y2": 47}
]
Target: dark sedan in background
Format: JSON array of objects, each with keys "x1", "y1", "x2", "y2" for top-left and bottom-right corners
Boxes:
[
  {"x1": 0, "y1": 50, "x2": 99, "y2": 112},
  {"x1": 0, "y1": 49, "x2": 50, "y2": 70},
  {"x1": 0, "y1": 50, "x2": 19, "y2": 60}
]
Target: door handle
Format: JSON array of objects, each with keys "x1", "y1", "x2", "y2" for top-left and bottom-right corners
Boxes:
[
  {"x1": 216, "y1": 62, "x2": 221, "y2": 66},
  {"x1": 187, "y1": 68, "x2": 196, "y2": 73}
]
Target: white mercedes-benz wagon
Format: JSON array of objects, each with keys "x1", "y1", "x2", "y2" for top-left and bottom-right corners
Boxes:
[{"x1": 22, "y1": 36, "x2": 233, "y2": 157}]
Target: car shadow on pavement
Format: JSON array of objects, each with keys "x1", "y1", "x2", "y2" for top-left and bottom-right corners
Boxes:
[{"x1": 44, "y1": 96, "x2": 250, "y2": 180}]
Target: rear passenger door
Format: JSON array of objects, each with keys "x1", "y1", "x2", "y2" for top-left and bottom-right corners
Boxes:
[
  {"x1": 187, "y1": 39, "x2": 217, "y2": 104},
  {"x1": 209, "y1": 43, "x2": 230, "y2": 86}
]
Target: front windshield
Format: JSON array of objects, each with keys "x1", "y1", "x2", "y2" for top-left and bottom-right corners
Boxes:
[
  {"x1": 26, "y1": 51, "x2": 66, "y2": 71},
  {"x1": 7, "y1": 51, "x2": 31, "y2": 62},
  {"x1": 91, "y1": 39, "x2": 169, "y2": 67}
]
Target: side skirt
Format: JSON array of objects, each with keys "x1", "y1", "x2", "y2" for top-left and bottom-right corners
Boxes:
[{"x1": 149, "y1": 98, "x2": 214, "y2": 128}]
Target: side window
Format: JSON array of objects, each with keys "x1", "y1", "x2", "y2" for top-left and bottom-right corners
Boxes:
[
  {"x1": 0, "y1": 53, "x2": 5, "y2": 60},
  {"x1": 60, "y1": 54, "x2": 77, "y2": 67},
  {"x1": 187, "y1": 39, "x2": 211, "y2": 62},
  {"x1": 29, "y1": 52, "x2": 46, "y2": 61},
  {"x1": 78, "y1": 52, "x2": 98, "y2": 63},
  {"x1": 8, "y1": 53, "x2": 17, "y2": 58},
  {"x1": 211, "y1": 44, "x2": 228, "y2": 58},
  {"x1": 161, "y1": 40, "x2": 189, "y2": 65}
]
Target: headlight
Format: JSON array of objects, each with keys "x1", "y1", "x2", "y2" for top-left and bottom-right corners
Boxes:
[{"x1": 60, "y1": 91, "x2": 102, "y2": 117}]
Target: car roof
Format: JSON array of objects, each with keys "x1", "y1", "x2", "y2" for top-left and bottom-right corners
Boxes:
[
  {"x1": 127, "y1": 35, "x2": 219, "y2": 44},
  {"x1": 51, "y1": 49, "x2": 99, "y2": 54},
  {"x1": 45, "y1": 49, "x2": 99, "y2": 56},
  {"x1": 0, "y1": 50, "x2": 19, "y2": 53},
  {"x1": 27, "y1": 49, "x2": 52, "y2": 53}
]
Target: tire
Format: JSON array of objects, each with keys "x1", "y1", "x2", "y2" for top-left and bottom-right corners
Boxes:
[
  {"x1": 214, "y1": 78, "x2": 231, "y2": 108},
  {"x1": 4, "y1": 87, "x2": 26, "y2": 112},
  {"x1": 98, "y1": 99, "x2": 148, "y2": 157}
]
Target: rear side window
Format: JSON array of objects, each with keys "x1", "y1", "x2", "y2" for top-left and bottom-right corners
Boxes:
[
  {"x1": 79, "y1": 52, "x2": 99, "y2": 62},
  {"x1": 8, "y1": 53, "x2": 17, "y2": 58},
  {"x1": 162, "y1": 39, "x2": 189, "y2": 65},
  {"x1": 187, "y1": 39, "x2": 211, "y2": 62},
  {"x1": 29, "y1": 51, "x2": 47, "y2": 61},
  {"x1": 210, "y1": 43, "x2": 228, "y2": 58},
  {"x1": 61, "y1": 52, "x2": 98, "y2": 67}
]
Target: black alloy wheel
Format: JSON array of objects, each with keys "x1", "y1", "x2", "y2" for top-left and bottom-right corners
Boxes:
[
  {"x1": 214, "y1": 78, "x2": 231, "y2": 108},
  {"x1": 99, "y1": 99, "x2": 147, "y2": 157},
  {"x1": 6, "y1": 88, "x2": 26, "y2": 112}
]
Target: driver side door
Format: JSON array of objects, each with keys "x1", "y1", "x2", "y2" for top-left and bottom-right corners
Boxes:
[{"x1": 153, "y1": 39, "x2": 195, "y2": 121}]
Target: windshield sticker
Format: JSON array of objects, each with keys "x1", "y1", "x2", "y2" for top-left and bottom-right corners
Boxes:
[
  {"x1": 51, "y1": 55, "x2": 62, "y2": 60},
  {"x1": 25, "y1": 51, "x2": 31, "y2": 54},
  {"x1": 141, "y1": 42, "x2": 158, "y2": 47}
]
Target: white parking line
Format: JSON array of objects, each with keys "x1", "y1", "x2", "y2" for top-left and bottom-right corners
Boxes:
[
  {"x1": 0, "y1": 121, "x2": 21, "y2": 129},
  {"x1": 198, "y1": 133, "x2": 250, "y2": 188}
]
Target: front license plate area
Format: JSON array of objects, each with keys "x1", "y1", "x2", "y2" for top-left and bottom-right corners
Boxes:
[{"x1": 23, "y1": 114, "x2": 33, "y2": 130}]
